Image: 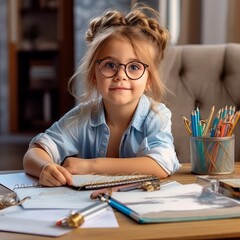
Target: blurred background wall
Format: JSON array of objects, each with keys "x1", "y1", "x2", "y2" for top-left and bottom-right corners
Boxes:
[
  {"x1": 0, "y1": 0, "x2": 240, "y2": 135},
  {"x1": 0, "y1": 0, "x2": 240, "y2": 170}
]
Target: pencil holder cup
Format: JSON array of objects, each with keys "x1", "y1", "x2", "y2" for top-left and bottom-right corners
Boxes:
[{"x1": 190, "y1": 135, "x2": 235, "y2": 174}]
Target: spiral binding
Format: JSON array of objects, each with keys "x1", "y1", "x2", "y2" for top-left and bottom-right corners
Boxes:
[
  {"x1": 13, "y1": 183, "x2": 41, "y2": 190},
  {"x1": 79, "y1": 175, "x2": 159, "y2": 190}
]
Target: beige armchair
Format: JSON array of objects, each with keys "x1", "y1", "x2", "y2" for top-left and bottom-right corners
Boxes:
[{"x1": 161, "y1": 43, "x2": 240, "y2": 163}]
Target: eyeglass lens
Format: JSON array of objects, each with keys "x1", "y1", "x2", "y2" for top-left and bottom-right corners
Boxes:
[{"x1": 98, "y1": 58, "x2": 147, "y2": 80}]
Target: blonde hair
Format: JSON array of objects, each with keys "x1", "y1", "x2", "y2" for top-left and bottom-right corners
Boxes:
[{"x1": 69, "y1": 4, "x2": 169, "y2": 117}]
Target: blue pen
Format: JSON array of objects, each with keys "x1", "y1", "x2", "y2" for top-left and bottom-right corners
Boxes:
[
  {"x1": 191, "y1": 111, "x2": 196, "y2": 136},
  {"x1": 195, "y1": 110, "x2": 199, "y2": 136},
  {"x1": 192, "y1": 110, "x2": 199, "y2": 137},
  {"x1": 98, "y1": 194, "x2": 142, "y2": 223},
  {"x1": 196, "y1": 107, "x2": 200, "y2": 124},
  {"x1": 210, "y1": 111, "x2": 220, "y2": 137},
  {"x1": 198, "y1": 121, "x2": 203, "y2": 137},
  {"x1": 222, "y1": 105, "x2": 228, "y2": 119},
  {"x1": 220, "y1": 107, "x2": 224, "y2": 119}
]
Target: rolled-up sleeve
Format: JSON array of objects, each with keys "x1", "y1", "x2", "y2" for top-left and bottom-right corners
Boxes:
[
  {"x1": 136, "y1": 105, "x2": 181, "y2": 174},
  {"x1": 29, "y1": 106, "x2": 81, "y2": 164},
  {"x1": 29, "y1": 133, "x2": 62, "y2": 164}
]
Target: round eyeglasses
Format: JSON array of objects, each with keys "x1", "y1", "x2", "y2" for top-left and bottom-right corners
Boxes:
[{"x1": 96, "y1": 58, "x2": 148, "y2": 80}]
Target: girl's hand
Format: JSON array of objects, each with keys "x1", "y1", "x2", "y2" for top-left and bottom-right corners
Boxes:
[
  {"x1": 39, "y1": 163, "x2": 73, "y2": 186},
  {"x1": 62, "y1": 157, "x2": 92, "y2": 175}
]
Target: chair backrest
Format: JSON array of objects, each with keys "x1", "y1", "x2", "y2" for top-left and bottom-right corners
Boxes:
[{"x1": 161, "y1": 44, "x2": 240, "y2": 163}]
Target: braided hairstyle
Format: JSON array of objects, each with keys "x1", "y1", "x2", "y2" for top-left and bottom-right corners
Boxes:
[
  {"x1": 86, "y1": 6, "x2": 168, "y2": 60},
  {"x1": 69, "y1": 4, "x2": 169, "y2": 110}
]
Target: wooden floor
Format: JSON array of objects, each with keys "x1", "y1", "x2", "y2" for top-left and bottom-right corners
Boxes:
[{"x1": 0, "y1": 134, "x2": 33, "y2": 170}]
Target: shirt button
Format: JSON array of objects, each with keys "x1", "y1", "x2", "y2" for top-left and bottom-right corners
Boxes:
[{"x1": 99, "y1": 149, "x2": 105, "y2": 155}]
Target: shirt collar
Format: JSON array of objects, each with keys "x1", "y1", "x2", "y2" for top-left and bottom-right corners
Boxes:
[
  {"x1": 90, "y1": 100, "x2": 106, "y2": 127},
  {"x1": 90, "y1": 95, "x2": 151, "y2": 131},
  {"x1": 130, "y1": 95, "x2": 151, "y2": 132}
]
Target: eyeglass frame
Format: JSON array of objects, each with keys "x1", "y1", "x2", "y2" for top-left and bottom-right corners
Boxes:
[{"x1": 96, "y1": 58, "x2": 149, "y2": 80}]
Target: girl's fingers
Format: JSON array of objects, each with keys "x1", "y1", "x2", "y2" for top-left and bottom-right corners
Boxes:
[
  {"x1": 39, "y1": 164, "x2": 72, "y2": 186},
  {"x1": 57, "y1": 166, "x2": 73, "y2": 185}
]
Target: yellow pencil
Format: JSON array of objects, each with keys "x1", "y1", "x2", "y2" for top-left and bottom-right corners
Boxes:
[
  {"x1": 203, "y1": 106, "x2": 215, "y2": 137},
  {"x1": 182, "y1": 115, "x2": 192, "y2": 135}
]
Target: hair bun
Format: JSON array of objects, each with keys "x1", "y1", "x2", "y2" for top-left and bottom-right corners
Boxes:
[
  {"x1": 86, "y1": 10, "x2": 127, "y2": 43},
  {"x1": 85, "y1": 5, "x2": 169, "y2": 56}
]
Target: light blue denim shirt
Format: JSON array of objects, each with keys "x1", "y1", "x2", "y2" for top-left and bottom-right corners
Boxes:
[{"x1": 29, "y1": 95, "x2": 181, "y2": 174}]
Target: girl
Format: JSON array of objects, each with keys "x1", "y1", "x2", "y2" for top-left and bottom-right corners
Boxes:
[{"x1": 23, "y1": 5, "x2": 181, "y2": 186}]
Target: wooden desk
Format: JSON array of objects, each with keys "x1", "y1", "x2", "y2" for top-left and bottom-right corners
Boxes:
[{"x1": 1, "y1": 163, "x2": 240, "y2": 240}]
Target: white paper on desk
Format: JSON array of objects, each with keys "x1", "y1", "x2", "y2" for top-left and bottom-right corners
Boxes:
[
  {"x1": 0, "y1": 205, "x2": 118, "y2": 236},
  {"x1": 113, "y1": 183, "x2": 240, "y2": 214},
  {"x1": 15, "y1": 186, "x2": 99, "y2": 209},
  {"x1": 15, "y1": 181, "x2": 182, "y2": 210},
  {"x1": 111, "y1": 183, "x2": 240, "y2": 223},
  {"x1": 0, "y1": 172, "x2": 38, "y2": 190}
]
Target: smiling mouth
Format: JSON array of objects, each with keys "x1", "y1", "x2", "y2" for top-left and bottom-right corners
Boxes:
[{"x1": 109, "y1": 87, "x2": 131, "y2": 90}]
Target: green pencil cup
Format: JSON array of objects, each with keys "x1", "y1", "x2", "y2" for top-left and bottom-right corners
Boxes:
[{"x1": 190, "y1": 135, "x2": 235, "y2": 174}]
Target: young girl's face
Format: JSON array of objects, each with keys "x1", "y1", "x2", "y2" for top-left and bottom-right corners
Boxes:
[{"x1": 94, "y1": 37, "x2": 150, "y2": 109}]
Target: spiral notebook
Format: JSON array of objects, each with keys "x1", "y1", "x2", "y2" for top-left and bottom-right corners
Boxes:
[
  {"x1": 71, "y1": 174, "x2": 159, "y2": 190},
  {"x1": 13, "y1": 174, "x2": 159, "y2": 209}
]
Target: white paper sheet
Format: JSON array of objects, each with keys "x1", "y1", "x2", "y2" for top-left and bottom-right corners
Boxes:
[
  {"x1": 0, "y1": 173, "x2": 102, "y2": 210},
  {"x1": 0, "y1": 172, "x2": 119, "y2": 236},
  {"x1": 0, "y1": 172, "x2": 38, "y2": 190},
  {"x1": 0, "y1": 205, "x2": 118, "y2": 236},
  {"x1": 14, "y1": 186, "x2": 100, "y2": 209}
]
